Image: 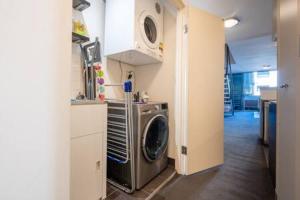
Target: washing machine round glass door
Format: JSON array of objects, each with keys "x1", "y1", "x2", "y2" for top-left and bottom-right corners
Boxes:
[
  {"x1": 139, "y1": 11, "x2": 160, "y2": 49},
  {"x1": 142, "y1": 114, "x2": 169, "y2": 162}
]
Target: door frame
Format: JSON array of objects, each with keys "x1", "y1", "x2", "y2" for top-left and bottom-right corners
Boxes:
[{"x1": 174, "y1": 6, "x2": 189, "y2": 175}]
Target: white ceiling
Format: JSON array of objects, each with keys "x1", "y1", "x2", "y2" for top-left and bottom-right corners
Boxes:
[
  {"x1": 229, "y1": 35, "x2": 277, "y2": 73},
  {"x1": 189, "y1": 0, "x2": 276, "y2": 73}
]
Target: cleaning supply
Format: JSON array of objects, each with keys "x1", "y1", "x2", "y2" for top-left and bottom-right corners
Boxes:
[
  {"x1": 141, "y1": 91, "x2": 149, "y2": 103},
  {"x1": 124, "y1": 80, "x2": 132, "y2": 93},
  {"x1": 73, "y1": 20, "x2": 88, "y2": 36}
]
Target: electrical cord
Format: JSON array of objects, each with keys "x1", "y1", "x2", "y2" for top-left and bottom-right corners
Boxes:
[
  {"x1": 119, "y1": 60, "x2": 123, "y2": 83},
  {"x1": 132, "y1": 71, "x2": 136, "y2": 93}
]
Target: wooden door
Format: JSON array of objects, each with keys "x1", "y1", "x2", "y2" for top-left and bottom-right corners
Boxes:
[
  {"x1": 277, "y1": 0, "x2": 300, "y2": 199},
  {"x1": 186, "y1": 6, "x2": 225, "y2": 175}
]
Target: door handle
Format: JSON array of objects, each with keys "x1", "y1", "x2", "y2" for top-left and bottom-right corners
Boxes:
[
  {"x1": 280, "y1": 84, "x2": 289, "y2": 88},
  {"x1": 142, "y1": 110, "x2": 152, "y2": 114}
]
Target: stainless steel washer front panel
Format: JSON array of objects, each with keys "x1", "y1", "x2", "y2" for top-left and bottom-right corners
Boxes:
[{"x1": 133, "y1": 102, "x2": 169, "y2": 189}]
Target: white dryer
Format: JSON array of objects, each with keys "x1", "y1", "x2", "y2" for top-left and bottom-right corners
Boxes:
[{"x1": 104, "y1": 0, "x2": 164, "y2": 66}]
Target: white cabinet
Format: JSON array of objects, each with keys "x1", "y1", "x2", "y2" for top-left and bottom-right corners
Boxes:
[
  {"x1": 71, "y1": 104, "x2": 107, "y2": 139},
  {"x1": 71, "y1": 134, "x2": 103, "y2": 200},
  {"x1": 71, "y1": 104, "x2": 107, "y2": 200}
]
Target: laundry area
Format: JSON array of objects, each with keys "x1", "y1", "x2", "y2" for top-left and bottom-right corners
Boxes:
[
  {"x1": 70, "y1": 0, "x2": 224, "y2": 199},
  {"x1": 71, "y1": 0, "x2": 179, "y2": 199}
]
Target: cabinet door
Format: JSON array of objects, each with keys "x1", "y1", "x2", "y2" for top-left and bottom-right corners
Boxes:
[
  {"x1": 71, "y1": 133, "x2": 102, "y2": 200},
  {"x1": 71, "y1": 105, "x2": 107, "y2": 138}
]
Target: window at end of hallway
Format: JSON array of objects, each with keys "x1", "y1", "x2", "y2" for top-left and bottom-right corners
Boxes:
[{"x1": 253, "y1": 71, "x2": 277, "y2": 96}]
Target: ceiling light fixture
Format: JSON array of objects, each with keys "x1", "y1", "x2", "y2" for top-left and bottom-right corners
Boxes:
[{"x1": 224, "y1": 18, "x2": 240, "y2": 28}]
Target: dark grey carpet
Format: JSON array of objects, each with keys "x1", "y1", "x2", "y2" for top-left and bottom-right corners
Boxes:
[{"x1": 153, "y1": 112, "x2": 275, "y2": 200}]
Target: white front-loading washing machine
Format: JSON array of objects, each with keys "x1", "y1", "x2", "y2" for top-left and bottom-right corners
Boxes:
[{"x1": 104, "y1": 0, "x2": 164, "y2": 66}]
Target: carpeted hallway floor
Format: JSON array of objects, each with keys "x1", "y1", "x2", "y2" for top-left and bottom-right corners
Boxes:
[{"x1": 152, "y1": 111, "x2": 275, "y2": 200}]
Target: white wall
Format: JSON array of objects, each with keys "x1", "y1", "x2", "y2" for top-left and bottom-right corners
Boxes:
[
  {"x1": 105, "y1": 59, "x2": 136, "y2": 99},
  {"x1": 135, "y1": 9, "x2": 177, "y2": 159},
  {"x1": 71, "y1": 0, "x2": 135, "y2": 100},
  {"x1": 0, "y1": 0, "x2": 71, "y2": 199}
]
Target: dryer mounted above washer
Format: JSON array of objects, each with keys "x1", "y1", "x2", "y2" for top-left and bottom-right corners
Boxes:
[{"x1": 104, "y1": 0, "x2": 164, "y2": 66}]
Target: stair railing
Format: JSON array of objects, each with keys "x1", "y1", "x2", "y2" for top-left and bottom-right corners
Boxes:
[{"x1": 225, "y1": 44, "x2": 234, "y2": 116}]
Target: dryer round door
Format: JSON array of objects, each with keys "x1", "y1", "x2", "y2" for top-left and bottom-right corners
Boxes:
[
  {"x1": 139, "y1": 11, "x2": 160, "y2": 49},
  {"x1": 142, "y1": 114, "x2": 169, "y2": 162}
]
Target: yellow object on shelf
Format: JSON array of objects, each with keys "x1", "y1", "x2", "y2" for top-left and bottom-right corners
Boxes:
[{"x1": 73, "y1": 20, "x2": 87, "y2": 36}]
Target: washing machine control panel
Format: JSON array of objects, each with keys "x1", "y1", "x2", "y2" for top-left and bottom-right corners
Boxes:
[{"x1": 140, "y1": 103, "x2": 168, "y2": 115}]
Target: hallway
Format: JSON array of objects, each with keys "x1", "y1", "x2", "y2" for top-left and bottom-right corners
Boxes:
[{"x1": 153, "y1": 112, "x2": 275, "y2": 200}]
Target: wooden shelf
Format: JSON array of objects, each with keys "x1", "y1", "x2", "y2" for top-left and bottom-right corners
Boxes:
[{"x1": 72, "y1": 32, "x2": 89, "y2": 44}]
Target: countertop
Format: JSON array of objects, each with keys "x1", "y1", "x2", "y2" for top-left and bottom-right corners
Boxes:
[{"x1": 71, "y1": 99, "x2": 106, "y2": 106}]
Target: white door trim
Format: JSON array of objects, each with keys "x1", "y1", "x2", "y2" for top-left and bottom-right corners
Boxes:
[{"x1": 175, "y1": 7, "x2": 189, "y2": 175}]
